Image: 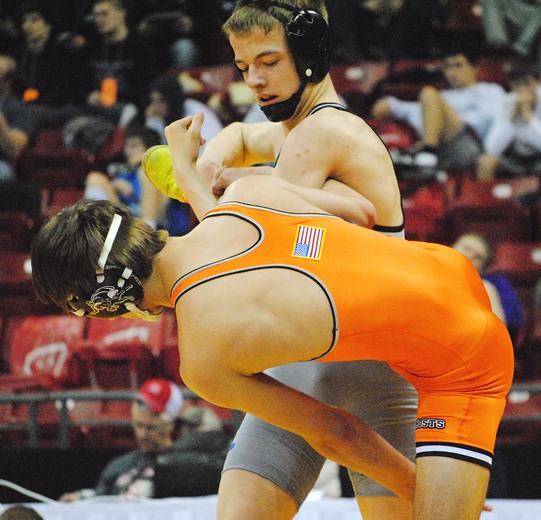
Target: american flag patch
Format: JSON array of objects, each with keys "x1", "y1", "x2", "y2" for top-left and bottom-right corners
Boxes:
[{"x1": 292, "y1": 225, "x2": 326, "y2": 260}]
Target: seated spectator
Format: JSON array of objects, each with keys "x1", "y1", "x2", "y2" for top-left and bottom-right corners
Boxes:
[
  {"x1": 74, "y1": 0, "x2": 163, "y2": 123},
  {"x1": 371, "y1": 50, "x2": 506, "y2": 172},
  {"x1": 152, "y1": 405, "x2": 232, "y2": 497},
  {"x1": 453, "y1": 232, "x2": 525, "y2": 343},
  {"x1": 0, "y1": 54, "x2": 37, "y2": 180},
  {"x1": 84, "y1": 124, "x2": 162, "y2": 228},
  {"x1": 0, "y1": 5, "x2": 19, "y2": 54},
  {"x1": 138, "y1": 72, "x2": 223, "y2": 236},
  {"x1": 480, "y1": 0, "x2": 541, "y2": 60},
  {"x1": 327, "y1": 0, "x2": 449, "y2": 62},
  {"x1": 478, "y1": 59, "x2": 541, "y2": 181},
  {"x1": 59, "y1": 378, "x2": 186, "y2": 501},
  {"x1": 13, "y1": 1, "x2": 78, "y2": 107},
  {"x1": 137, "y1": 0, "x2": 226, "y2": 69}
]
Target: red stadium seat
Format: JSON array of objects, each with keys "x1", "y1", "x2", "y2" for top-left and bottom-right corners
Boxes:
[
  {"x1": 17, "y1": 148, "x2": 92, "y2": 190},
  {"x1": 402, "y1": 182, "x2": 448, "y2": 242},
  {"x1": 0, "y1": 315, "x2": 89, "y2": 447},
  {"x1": 0, "y1": 212, "x2": 35, "y2": 252},
  {"x1": 0, "y1": 252, "x2": 56, "y2": 317},
  {"x1": 488, "y1": 242, "x2": 541, "y2": 294},
  {"x1": 0, "y1": 315, "x2": 88, "y2": 390},
  {"x1": 443, "y1": 181, "x2": 533, "y2": 246},
  {"x1": 499, "y1": 383, "x2": 541, "y2": 445},
  {"x1": 81, "y1": 318, "x2": 170, "y2": 389}
]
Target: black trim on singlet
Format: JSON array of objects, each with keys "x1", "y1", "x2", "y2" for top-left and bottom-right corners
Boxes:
[
  {"x1": 307, "y1": 101, "x2": 350, "y2": 116},
  {"x1": 170, "y1": 203, "x2": 339, "y2": 360}
]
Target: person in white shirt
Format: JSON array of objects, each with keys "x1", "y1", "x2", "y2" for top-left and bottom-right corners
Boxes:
[
  {"x1": 371, "y1": 50, "x2": 505, "y2": 171},
  {"x1": 478, "y1": 59, "x2": 541, "y2": 180}
]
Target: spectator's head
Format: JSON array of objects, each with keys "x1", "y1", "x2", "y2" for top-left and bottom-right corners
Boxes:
[
  {"x1": 92, "y1": 0, "x2": 127, "y2": 41},
  {"x1": 17, "y1": 1, "x2": 53, "y2": 50},
  {"x1": 133, "y1": 378, "x2": 184, "y2": 453},
  {"x1": 222, "y1": 0, "x2": 330, "y2": 121},
  {"x1": 124, "y1": 125, "x2": 161, "y2": 167},
  {"x1": 0, "y1": 54, "x2": 16, "y2": 95},
  {"x1": 442, "y1": 50, "x2": 478, "y2": 89},
  {"x1": 452, "y1": 232, "x2": 493, "y2": 272},
  {"x1": 147, "y1": 74, "x2": 186, "y2": 125},
  {"x1": 0, "y1": 505, "x2": 44, "y2": 520}
]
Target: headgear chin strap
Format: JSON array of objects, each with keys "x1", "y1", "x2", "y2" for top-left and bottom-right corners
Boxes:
[
  {"x1": 260, "y1": 77, "x2": 308, "y2": 122},
  {"x1": 68, "y1": 214, "x2": 163, "y2": 322}
]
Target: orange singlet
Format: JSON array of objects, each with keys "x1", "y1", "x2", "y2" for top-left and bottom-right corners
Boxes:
[{"x1": 170, "y1": 202, "x2": 514, "y2": 468}]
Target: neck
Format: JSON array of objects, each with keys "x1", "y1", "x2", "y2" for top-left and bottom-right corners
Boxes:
[
  {"x1": 104, "y1": 24, "x2": 128, "y2": 44},
  {"x1": 27, "y1": 33, "x2": 49, "y2": 53},
  {"x1": 282, "y1": 75, "x2": 339, "y2": 130},
  {"x1": 143, "y1": 239, "x2": 180, "y2": 311}
]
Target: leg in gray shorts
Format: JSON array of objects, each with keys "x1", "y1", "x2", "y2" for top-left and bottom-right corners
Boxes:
[
  {"x1": 223, "y1": 360, "x2": 418, "y2": 508},
  {"x1": 438, "y1": 126, "x2": 482, "y2": 171}
]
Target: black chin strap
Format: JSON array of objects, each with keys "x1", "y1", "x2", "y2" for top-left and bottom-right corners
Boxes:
[{"x1": 260, "y1": 77, "x2": 308, "y2": 122}]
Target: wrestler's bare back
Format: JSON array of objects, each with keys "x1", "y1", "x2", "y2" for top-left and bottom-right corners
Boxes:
[{"x1": 170, "y1": 202, "x2": 335, "y2": 379}]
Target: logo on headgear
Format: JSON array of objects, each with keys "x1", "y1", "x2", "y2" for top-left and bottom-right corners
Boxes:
[{"x1": 86, "y1": 283, "x2": 137, "y2": 316}]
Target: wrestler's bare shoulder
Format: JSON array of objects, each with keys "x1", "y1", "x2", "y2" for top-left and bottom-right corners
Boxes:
[{"x1": 290, "y1": 108, "x2": 386, "y2": 151}]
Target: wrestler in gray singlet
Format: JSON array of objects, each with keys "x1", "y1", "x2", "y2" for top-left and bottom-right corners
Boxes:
[{"x1": 222, "y1": 102, "x2": 418, "y2": 506}]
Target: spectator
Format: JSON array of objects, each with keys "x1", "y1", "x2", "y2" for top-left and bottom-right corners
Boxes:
[
  {"x1": 453, "y1": 232, "x2": 525, "y2": 343},
  {"x1": 84, "y1": 124, "x2": 162, "y2": 228},
  {"x1": 59, "y1": 378, "x2": 186, "y2": 501},
  {"x1": 13, "y1": 1, "x2": 79, "y2": 107},
  {"x1": 480, "y1": 0, "x2": 541, "y2": 60},
  {"x1": 0, "y1": 5, "x2": 19, "y2": 54},
  {"x1": 137, "y1": 0, "x2": 227, "y2": 69},
  {"x1": 327, "y1": 0, "x2": 449, "y2": 62},
  {"x1": 478, "y1": 59, "x2": 541, "y2": 180},
  {"x1": 0, "y1": 506, "x2": 43, "y2": 520},
  {"x1": 152, "y1": 405, "x2": 232, "y2": 497},
  {"x1": 371, "y1": 50, "x2": 506, "y2": 172},
  {"x1": 140, "y1": 72, "x2": 223, "y2": 236},
  {"x1": 75, "y1": 0, "x2": 163, "y2": 121},
  {"x1": 0, "y1": 54, "x2": 37, "y2": 180}
]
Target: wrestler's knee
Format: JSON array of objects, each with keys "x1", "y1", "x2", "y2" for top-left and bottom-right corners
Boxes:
[
  {"x1": 217, "y1": 469, "x2": 298, "y2": 520},
  {"x1": 418, "y1": 85, "x2": 441, "y2": 104}
]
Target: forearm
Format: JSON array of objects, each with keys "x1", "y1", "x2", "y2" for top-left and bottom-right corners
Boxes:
[
  {"x1": 191, "y1": 369, "x2": 414, "y2": 502},
  {"x1": 198, "y1": 122, "x2": 250, "y2": 171},
  {"x1": 166, "y1": 114, "x2": 219, "y2": 221},
  {"x1": 307, "y1": 406, "x2": 415, "y2": 501}
]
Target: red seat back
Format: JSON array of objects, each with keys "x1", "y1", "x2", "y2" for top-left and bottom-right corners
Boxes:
[{"x1": 7, "y1": 315, "x2": 87, "y2": 389}]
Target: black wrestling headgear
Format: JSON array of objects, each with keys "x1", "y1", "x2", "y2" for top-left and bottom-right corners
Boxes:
[
  {"x1": 246, "y1": 1, "x2": 331, "y2": 121},
  {"x1": 67, "y1": 214, "x2": 163, "y2": 321}
]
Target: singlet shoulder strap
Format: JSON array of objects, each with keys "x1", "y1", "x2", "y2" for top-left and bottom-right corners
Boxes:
[{"x1": 308, "y1": 102, "x2": 350, "y2": 116}]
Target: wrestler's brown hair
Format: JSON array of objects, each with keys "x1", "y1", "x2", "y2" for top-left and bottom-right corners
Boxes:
[{"x1": 31, "y1": 199, "x2": 168, "y2": 312}]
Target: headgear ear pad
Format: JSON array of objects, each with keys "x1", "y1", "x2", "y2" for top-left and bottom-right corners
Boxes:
[
  {"x1": 70, "y1": 265, "x2": 145, "y2": 319},
  {"x1": 247, "y1": 2, "x2": 331, "y2": 83},
  {"x1": 284, "y1": 8, "x2": 331, "y2": 83}
]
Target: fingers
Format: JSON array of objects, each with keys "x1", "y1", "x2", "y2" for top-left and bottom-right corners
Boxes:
[{"x1": 165, "y1": 112, "x2": 205, "y2": 141}]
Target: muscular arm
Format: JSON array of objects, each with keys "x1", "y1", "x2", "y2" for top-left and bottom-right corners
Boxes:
[
  {"x1": 197, "y1": 120, "x2": 279, "y2": 188},
  {"x1": 276, "y1": 177, "x2": 376, "y2": 227},
  {"x1": 181, "y1": 361, "x2": 415, "y2": 502},
  {"x1": 166, "y1": 114, "x2": 376, "y2": 226}
]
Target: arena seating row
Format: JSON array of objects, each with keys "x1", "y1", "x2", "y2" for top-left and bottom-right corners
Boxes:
[{"x1": 0, "y1": 311, "x2": 235, "y2": 448}]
